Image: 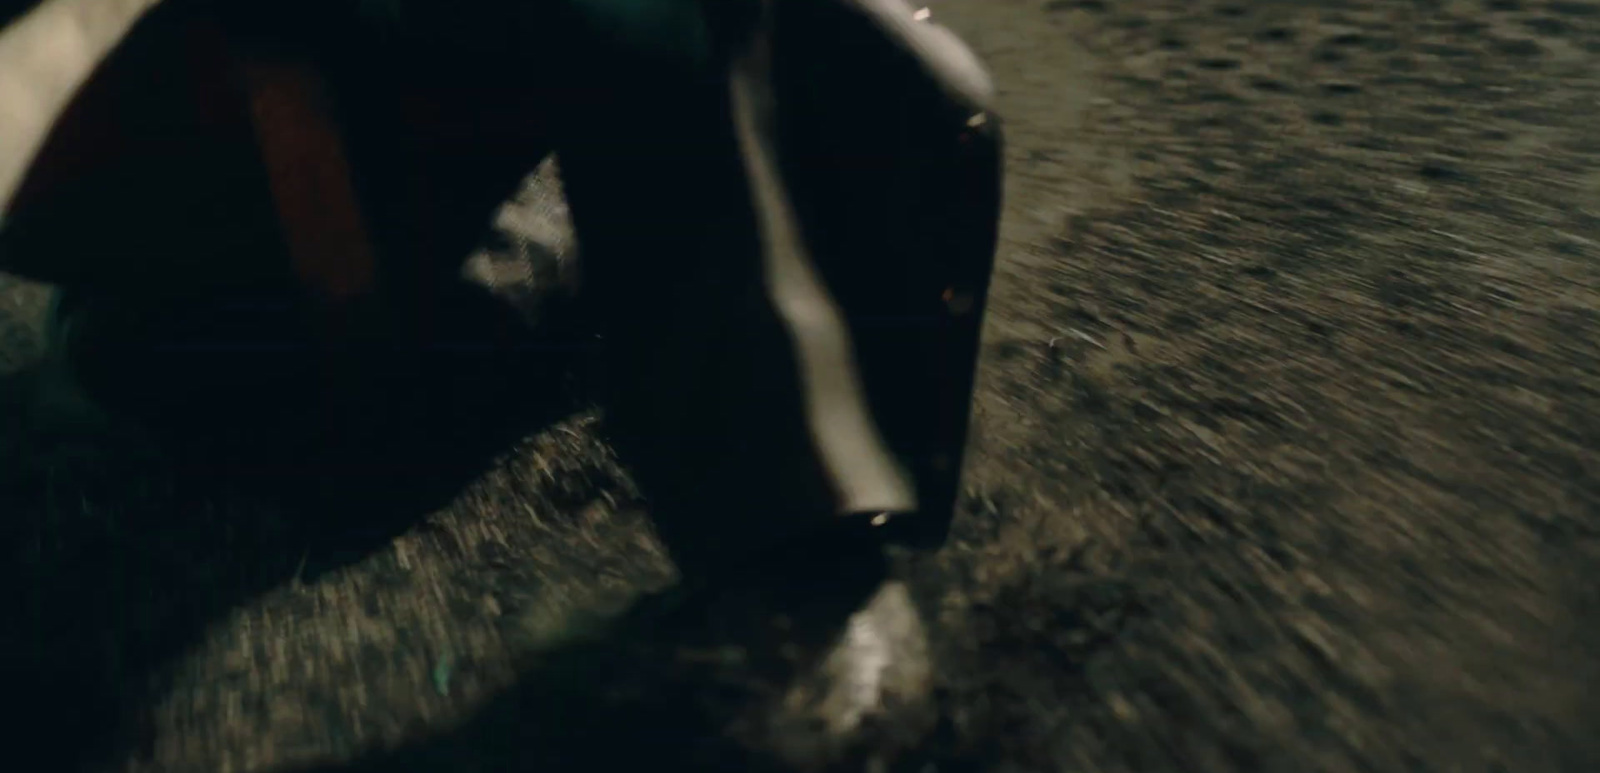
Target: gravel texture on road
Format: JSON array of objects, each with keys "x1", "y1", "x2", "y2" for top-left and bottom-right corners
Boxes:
[{"x1": 2, "y1": 0, "x2": 1598, "y2": 771}]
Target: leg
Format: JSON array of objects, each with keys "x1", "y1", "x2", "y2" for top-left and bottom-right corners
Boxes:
[
  {"x1": 549, "y1": 0, "x2": 1002, "y2": 574},
  {"x1": 769, "y1": 0, "x2": 1004, "y2": 550}
]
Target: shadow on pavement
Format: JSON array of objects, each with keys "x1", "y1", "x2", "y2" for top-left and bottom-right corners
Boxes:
[
  {"x1": 0, "y1": 277, "x2": 592, "y2": 772},
  {"x1": 286, "y1": 532, "x2": 978, "y2": 773}
]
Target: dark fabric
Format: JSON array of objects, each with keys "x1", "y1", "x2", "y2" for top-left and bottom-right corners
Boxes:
[{"x1": 0, "y1": 1, "x2": 288, "y2": 291}]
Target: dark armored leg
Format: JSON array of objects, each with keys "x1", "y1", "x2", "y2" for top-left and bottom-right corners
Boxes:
[
  {"x1": 549, "y1": 0, "x2": 1002, "y2": 574},
  {"x1": 770, "y1": 0, "x2": 1004, "y2": 550}
]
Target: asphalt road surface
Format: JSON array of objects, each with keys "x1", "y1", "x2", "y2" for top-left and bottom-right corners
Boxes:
[{"x1": 2, "y1": 0, "x2": 1599, "y2": 771}]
